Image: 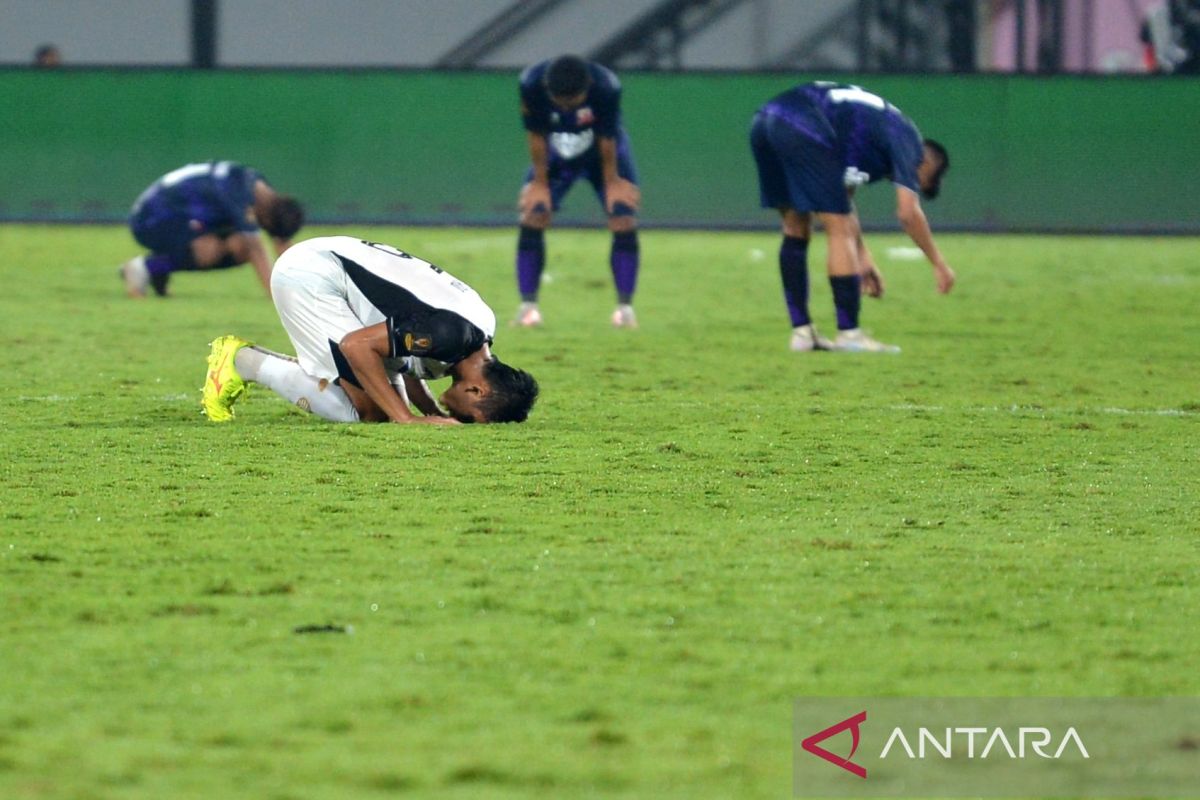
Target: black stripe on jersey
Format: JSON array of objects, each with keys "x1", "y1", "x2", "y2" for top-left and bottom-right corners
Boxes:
[
  {"x1": 328, "y1": 339, "x2": 362, "y2": 389},
  {"x1": 334, "y1": 251, "x2": 486, "y2": 364}
]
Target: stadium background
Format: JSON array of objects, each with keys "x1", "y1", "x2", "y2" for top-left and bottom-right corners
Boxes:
[{"x1": 3, "y1": 0, "x2": 1198, "y2": 234}]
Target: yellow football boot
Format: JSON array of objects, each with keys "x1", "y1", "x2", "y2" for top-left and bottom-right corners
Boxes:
[{"x1": 201, "y1": 336, "x2": 251, "y2": 422}]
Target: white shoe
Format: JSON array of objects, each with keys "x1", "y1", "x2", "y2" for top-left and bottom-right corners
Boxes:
[
  {"x1": 834, "y1": 328, "x2": 901, "y2": 353},
  {"x1": 120, "y1": 256, "x2": 149, "y2": 297},
  {"x1": 513, "y1": 302, "x2": 542, "y2": 327},
  {"x1": 611, "y1": 304, "x2": 637, "y2": 329},
  {"x1": 789, "y1": 324, "x2": 833, "y2": 352}
]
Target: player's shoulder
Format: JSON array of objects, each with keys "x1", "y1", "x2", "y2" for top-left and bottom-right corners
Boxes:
[
  {"x1": 519, "y1": 60, "x2": 550, "y2": 89},
  {"x1": 590, "y1": 62, "x2": 621, "y2": 92}
]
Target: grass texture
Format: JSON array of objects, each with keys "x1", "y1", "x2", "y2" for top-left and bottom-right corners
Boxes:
[{"x1": 1, "y1": 224, "x2": 1197, "y2": 799}]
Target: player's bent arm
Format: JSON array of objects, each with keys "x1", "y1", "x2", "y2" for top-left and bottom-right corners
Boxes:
[
  {"x1": 339, "y1": 324, "x2": 420, "y2": 423},
  {"x1": 895, "y1": 187, "x2": 955, "y2": 294},
  {"x1": 849, "y1": 207, "x2": 885, "y2": 298},
  {"x1": 598, "y1": 136, "x2": 640, "y2": 214},
  {"x1": 401, "y1": 374, "x2": 446, "y2": 418},
  {"x1": 527, "y1": 132, "x2": 550, "y2": 187}
]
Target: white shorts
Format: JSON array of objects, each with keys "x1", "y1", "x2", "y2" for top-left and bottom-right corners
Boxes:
[{"x1": 270, "y1": 245, "x2": 369, "y2": 383}]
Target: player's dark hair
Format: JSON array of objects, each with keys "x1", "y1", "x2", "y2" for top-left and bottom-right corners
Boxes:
[
  {"x1": 476, "y1": 358, "x2": 539, "y2": 423},
  {"x1": 261, "y1": 195, "x2": 305, "y2": 239},
  {"x1": 544, "y1": 55, "x2": 591, "y2": 99},
  {"x1": 922, "y1": 139, "x2": 950, "y2": 200}
]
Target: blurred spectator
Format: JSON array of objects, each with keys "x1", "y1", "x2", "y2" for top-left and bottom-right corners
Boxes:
[
  {"x1": 32, "y1": 44, "x2": 61, "y2": 67},
  {"x1": 1142, "y1": 0, "x2": 1200, "y2": 73}
]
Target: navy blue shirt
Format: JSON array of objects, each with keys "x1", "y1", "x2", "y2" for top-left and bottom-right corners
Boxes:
[
  {"x1": 519, "y1": 60, "x2": 623, "y2": 161},
  {"x1": 131, "y1": 161, "x2": 263, "y2": 235},
  {"x1": 767, "y1": 82, "x2": 924, "y2": 193}
]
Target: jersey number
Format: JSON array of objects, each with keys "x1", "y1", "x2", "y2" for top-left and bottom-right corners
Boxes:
[
  {"x1": 362, "y1": 240, "x2": 444, "y2": 273},
  {"x1": 827, "y1": 87, "x2": 886, "y2": 110}
]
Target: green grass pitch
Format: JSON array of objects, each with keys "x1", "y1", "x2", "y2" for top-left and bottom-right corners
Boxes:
[{"x1": 1, "y1": 224, "x2": 1197, "y2": 799}]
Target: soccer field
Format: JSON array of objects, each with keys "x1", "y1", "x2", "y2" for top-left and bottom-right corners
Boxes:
[{"x1": 1, "y1": 224, "x2": 1197, "y2": 799}]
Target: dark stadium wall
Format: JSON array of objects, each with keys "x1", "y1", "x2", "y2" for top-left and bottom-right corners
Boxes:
[{"x1": 2, "y1": 69, "x2": 1196, "y2": 233}]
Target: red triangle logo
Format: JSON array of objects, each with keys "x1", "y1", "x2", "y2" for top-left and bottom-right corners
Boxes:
[{"x1": 801, "y1": 710, "x2": 867, "y2": 778}]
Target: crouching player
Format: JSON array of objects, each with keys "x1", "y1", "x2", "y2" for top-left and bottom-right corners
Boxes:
[
  {"x1": 202, "y1": 237, "x2": 539, "y2": 425},
  {"x1": 121, "y1": 160, "x2": 304, "y2": 297}
]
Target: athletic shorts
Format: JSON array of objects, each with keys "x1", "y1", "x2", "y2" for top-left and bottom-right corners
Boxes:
[
  {"x1": 523, "y1": 130, "x2": 640, "y2": 216},
  {"x1": 270, "y1": 245, "x2": 383, "y2": 385},
  {"x1": 750, "y1": 104, "x2": 851, "y2": 215},
  {"x1": 129, "y1": 208, "x2": 199, "y2": 270}
]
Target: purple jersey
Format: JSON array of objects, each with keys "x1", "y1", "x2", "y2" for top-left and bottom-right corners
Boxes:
[
  {"x1": 130, "y1": 161, "x2": 263, "y2": 237},
  {"x1": 766, "y1": 82, "x2": 924, "y2": 193},
  {"x1": 519, "y1": 60, "x2": 622, "y2": 161}
]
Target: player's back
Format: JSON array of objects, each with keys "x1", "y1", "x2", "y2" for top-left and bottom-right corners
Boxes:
[
  {"x1": 295, "y1": 237, "x2": 496, "y2": 339},
  {"x1": 132, "y1": 161, "x2": 257, "y2": 226},
  {"x1": 772, "y1": 82, "x2": 923, "y2": 189}
]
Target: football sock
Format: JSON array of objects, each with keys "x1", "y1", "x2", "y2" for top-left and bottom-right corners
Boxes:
[
  {"x1": 830, "y1": 274, "x2": 862, "y2": 330},
  {"x1": 516, "y1": 226, "x2": 545, "y2": 302},
  {"x1": 145, "y1": 254, "x2": 173, "y2": 296},
  {"x1": 780, "y1": 236, "x2": 811, "y2": 327},
  {"x1": 610, "y1": 230, "x2": 639, "y2": 304},
  {"x1": 235, "y1": 346, "x2": 359, "y2": 423},
  {"x1": 145, "y1": 254, "x2": 173, "y2": 277}
]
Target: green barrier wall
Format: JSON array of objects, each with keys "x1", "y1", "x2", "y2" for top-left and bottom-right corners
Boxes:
[{"x1": 2, "y1": 69, "x2": 1197, "y2": 232}]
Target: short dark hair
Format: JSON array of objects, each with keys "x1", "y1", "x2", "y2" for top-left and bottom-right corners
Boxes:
[
  {"x1": 477, "y1": 358, "x2": 539, "y2": 423},
  {"x1": 921, "y1": 139, "x2": 949, "y2": 200},
  {"x1": 260, "y1": 195, "x2": 305, "y2": 239},
  {"x1": 544, "y1": 55, "x2": 591, "y2": 99}
]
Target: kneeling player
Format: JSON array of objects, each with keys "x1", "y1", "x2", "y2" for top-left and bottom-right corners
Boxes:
[{"x1": 202, "y1": 237, "x2": 538, "y2": 425}]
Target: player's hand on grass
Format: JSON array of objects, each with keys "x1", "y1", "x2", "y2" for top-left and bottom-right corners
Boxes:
[
  {"x1": 519, "y1": 181, "x2": 552, "y2": 215},
  {"x1": 604, "y1": 178, "x2": 641, "y2": 215},
  {"x1": 861, "y1": 262, "x2": 885, "y2": 298},
  {"x1": 412, "y1": 415, "x2": 462, "y2": 426},
  {"x1": 933, "y1": 262, "x2": 956, "y2": 294}
]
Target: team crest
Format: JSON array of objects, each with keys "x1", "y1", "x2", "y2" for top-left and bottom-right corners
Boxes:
[
  {"x1": 550, "y1": 112, "x2": 560, "y2": 124},
  {"x1": 405, "y1": 333, "x2": 432, "y2": 351},
  {"x1": 576, "y1": 107, "x2": 595, "y2": 126}
]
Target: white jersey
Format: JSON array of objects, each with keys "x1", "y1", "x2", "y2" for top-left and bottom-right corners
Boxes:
[{"x1": 270, "y1": 236, "x2": 496, "y2": 384}]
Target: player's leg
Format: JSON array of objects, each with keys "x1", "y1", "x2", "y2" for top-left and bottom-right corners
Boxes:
[
  {"x1": 232, "y1": 343, "x2": 361, "y2": 422},
  {"x1": 817, "y1": 211, "x2": 899, "y2": 353},
  {"x1": 514, "y1": 159, "x2": 574, "y2": 326},
  {"x1": 259, "y1": 248, "x2": 369, "y2": 420},
  {"x1": 600, "y1": 133, "x2": 641, "y2": 328},
  {"x1": 751, "y1": 112, "x2": 830, "y2": 350},
  {"x1": 125, "y1": 212, "x2": 189, "y2": 297}
]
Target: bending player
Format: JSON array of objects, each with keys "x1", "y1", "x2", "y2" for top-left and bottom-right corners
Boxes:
[
  {"x1": 202, "y1": 236, "x2": 538, "y2": 425},
  {"x1": 513, "y1": 54, "x2": 642, "y2": 328},
  {"x1": 750, "y1": 82, "x2": 955, "y2": 352}
]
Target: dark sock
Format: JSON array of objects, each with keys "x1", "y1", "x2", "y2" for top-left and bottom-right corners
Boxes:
[
  {"x1": 145, "y1": 254, "x2": 172, "y2": 277},
  {"x1": 780, "y1": 236, "x2": 810, "y2": 327},
  {"x1": 830, "y1": 274, "x2": 862, "y2": 330},
  {"x1": 610, "y1": 230, "x2": 639, "y2": 304},
  {"x1": 146, "y1": 254, "x2": 173, "y2": 297},
  {"x1": 516, "y1": 226, "x2": 545, "y2": 302}
]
